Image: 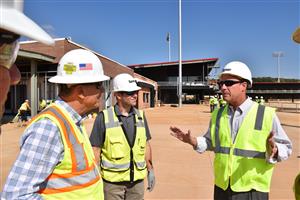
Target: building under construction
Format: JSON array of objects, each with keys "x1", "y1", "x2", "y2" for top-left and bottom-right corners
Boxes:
[{"x1": 128, "y1": 59, "x2": 219, "y2": 104}]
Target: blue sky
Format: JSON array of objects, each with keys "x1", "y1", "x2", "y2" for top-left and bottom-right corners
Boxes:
[{"x1": 24, "y1": 0, "x2": 299, "y2": 79}]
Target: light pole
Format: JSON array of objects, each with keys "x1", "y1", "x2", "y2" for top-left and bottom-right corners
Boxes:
[
  {"x1": 178, "y1": 0, "x2": 182, "y2": 107},
  {"x1": 272, "y1": 51, "x2": 284, "y2": 83}
]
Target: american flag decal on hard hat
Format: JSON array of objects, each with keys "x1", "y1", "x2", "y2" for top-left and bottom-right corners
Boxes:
[{"x1": 79, "y1": 63, "x2": 93, "y2": 70}]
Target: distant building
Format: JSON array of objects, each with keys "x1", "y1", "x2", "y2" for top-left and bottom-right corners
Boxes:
[
  {"x1": 128, "y1": 58, "x2": 219, "y2": 104},
  {"x1": 248, "y1": 82, "x2": 300, "y2": 101}
]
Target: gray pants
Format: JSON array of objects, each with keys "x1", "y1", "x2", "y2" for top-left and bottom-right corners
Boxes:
[
  {"x1": 103, "y1": 180, "x2": 144, "y2": 200},
  {"x1": 214, "y1": 185, "x2": 269, "y2": 200}
]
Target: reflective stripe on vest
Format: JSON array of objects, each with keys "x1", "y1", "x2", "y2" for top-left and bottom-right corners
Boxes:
[
  {"x1": 45, "y1": 167, "x2": 99, "y2": 190},
  {"x1": 31, "y1": 104, "x2": 103, "y2": 198},
  {"x1": 46, "y1": 107, "x2": 87, "y2": 171},
  {"x1": 105, "y1": 107, "x2": 122, "y2": 128},
  {"x1": 101, "y1": 160, "x2": 130, "y2": 169},
  {"x1": 214, "y1": 104, "x2": 266, "y2": 159},
  {"x1": 104, "y1": 107, "x2": 145, "y2": 128},
  {"x1": 134, "y1": 108, "x2": 145, "y2": 127}
]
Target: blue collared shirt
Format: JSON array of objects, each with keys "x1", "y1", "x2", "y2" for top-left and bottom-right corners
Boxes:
[{"x1": 1, "y1": 98, "x2": 85, "y2": 200}]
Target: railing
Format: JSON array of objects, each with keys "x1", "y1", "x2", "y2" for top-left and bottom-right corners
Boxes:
[
  {"x1": 266, "y1": 102, "x2": 300, "y2": 112},
  {"x1": 247, "y1": 89, "x2": 300, "y2": 94},
  {"x1": 157, "y1": 81, "x2": 207, "y2": 87}
]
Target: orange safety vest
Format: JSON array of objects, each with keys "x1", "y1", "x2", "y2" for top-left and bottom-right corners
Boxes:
[{"x1": 27, "y1": 103, "x2": 103, "y2": 199}]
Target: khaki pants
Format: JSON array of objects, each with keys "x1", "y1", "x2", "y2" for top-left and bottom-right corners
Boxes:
[{"x1": 103, "y1": 180, "x2": 144, "y2": 200}]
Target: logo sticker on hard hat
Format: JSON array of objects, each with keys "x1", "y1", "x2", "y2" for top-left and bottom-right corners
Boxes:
[
  {"x1": 63, "y1": 63, "x2": 77, "y2": 75},
  {"x1": 129, "y1": 80, "x2": 137, "y2": 83},
  {"x1": 79, "y1": 63, "x2": 93, "y2": 70}
]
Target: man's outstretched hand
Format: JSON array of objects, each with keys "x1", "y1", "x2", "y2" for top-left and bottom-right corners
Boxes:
[{"x1": 170, "y1": 126, "x2": 197, "y2": 147}]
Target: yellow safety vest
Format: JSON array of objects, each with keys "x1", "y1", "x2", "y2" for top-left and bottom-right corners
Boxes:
[
  {"x1": 211, "y1": 103, "x2": 275, "y2": 192},
  {"x1": 20, "y1": 102, "x2": 29, "y2": 111},
  {"x1": 27, "y1": 103, "x2": 103, "y2": 200},
  {"x1": 260, "y1": 99, "x2": 265, "y2": 105},
  {"x1": 101, "y1": 107, "x2": 147, "y2": 182}
]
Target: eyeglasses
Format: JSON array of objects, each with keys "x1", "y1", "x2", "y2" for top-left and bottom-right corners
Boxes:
[
  {"x1": 121, "y1": 91, "x2": 138, "y2": 96},
  {"x1": 0, "y1": 32, "x2": 20, "y2": 69},
  {"x1": 217, "y1": 80, "x2": 242, "y2": 87}
]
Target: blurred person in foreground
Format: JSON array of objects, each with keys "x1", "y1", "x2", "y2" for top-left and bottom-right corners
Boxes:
[
  {"x1": 292, "y1": 26, "x2": 300, "y2": 200},
  {"x1": 0, "y1": 0, "x2": 54, "y2": 134},
  {"x1": 90, "y1": 73, "x2": 155, "y2": 200},
  {"x1": 2, "y1": 49, "x2": 109, "y2": 199},
  {"x1": 170, "y1": 61, "x2": 292, "y2": 200}
]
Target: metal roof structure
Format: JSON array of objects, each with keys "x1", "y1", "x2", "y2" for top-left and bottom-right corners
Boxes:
[{"x1": 128, "y1": 58, "x2": 218, "y2": 69}]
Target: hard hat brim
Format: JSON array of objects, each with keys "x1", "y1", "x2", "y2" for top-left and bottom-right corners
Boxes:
[
  {"x1": 48, "y1": 74, "x2": 110, "y2": 84},
  {"x1": 219, "y1": 71, "x2": 252, "y2": 84},
  {"x1": 0, "y1": 9, "x2": 54, "y2": 45}
]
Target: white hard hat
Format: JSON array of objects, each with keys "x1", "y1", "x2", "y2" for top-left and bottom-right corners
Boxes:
[
  {"x1": 260, "y1": 96, "x2": 263, "y2": 98},
  {"x1": 219, "y1": 61, "x2": 252, "y2": 87},
  {"x1": 0, "y1": 0, "x2": 54, "y2": 45},
  {"x1": 49, "y1": 49, "x2": 110, "y2": 84},
  {"x1": 113, "y1": 73, "x2": 141, "y2": 92}
]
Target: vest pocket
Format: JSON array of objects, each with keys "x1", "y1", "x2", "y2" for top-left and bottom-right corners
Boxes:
[
  {"x1": 134, "y1": 160, "x2": 147, "y2": 170},
  {"x1": 137, "y1": 138, "x2": 146, "y2": 155},
  {"x1": 109, "y1": 137, "x2": 125, "y2": 159}
]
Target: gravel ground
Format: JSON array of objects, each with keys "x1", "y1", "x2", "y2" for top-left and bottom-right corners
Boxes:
[{"x1": 1, "y1": 104, "x2": 299, "y2": 199}]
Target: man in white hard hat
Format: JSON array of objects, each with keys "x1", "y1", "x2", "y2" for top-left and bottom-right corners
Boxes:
[
  {"x1": 0, "y1": 0, "x2": 54, "y2": 134},
  {"x1": 260, "y1": 96, "x2": 265, "y2": 105},
  {"x1": 170, "y1": 61, "x2": 292, "y2": 200},
  {"x1": 90, "y1": 73, "x2": 155, "y2": 200},
  {"x1": 2, "y1": 49, "x2": 109, "y2": 199}
]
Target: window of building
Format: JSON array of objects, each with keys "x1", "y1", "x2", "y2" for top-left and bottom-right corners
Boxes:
[{"x1": 143, "y1": 93, "x2": 149, "y2": 103}]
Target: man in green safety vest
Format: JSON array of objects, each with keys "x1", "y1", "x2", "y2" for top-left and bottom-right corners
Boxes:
[
  {"x1": 170, "y1": 61, "x2": 292, "y2": 200},
  {"x1": 90, "y1": 73, "x2": 155, "y2": 200}
]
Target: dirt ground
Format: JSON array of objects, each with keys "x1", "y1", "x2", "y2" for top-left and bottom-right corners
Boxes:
[{"x1": 1, "y1": 104, "x2": 299, "y2": 200}]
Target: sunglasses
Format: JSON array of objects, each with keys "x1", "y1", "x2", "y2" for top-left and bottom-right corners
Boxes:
[
  {"x1": 217, "y1": 80, "x2": 242, "y2": 87},
  {"x1": 0, "y1": 32, "x2": 20, "y2": 70},
  {"x1": 121, "y1": 91, "x2": 138, "y2": 96}
]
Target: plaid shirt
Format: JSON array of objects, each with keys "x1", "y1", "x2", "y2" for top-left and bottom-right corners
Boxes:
[{"x1": 1, "y1": 98, "x2": 85, "y2": 200}]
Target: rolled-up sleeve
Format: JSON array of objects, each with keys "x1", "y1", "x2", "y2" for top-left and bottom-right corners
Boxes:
[
  {"x1": 194, "y1": 121, "x2": 213, "y2": 153},
  {"x1": 267, "y1": 114, "x2": 292, "y2": 163}
]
